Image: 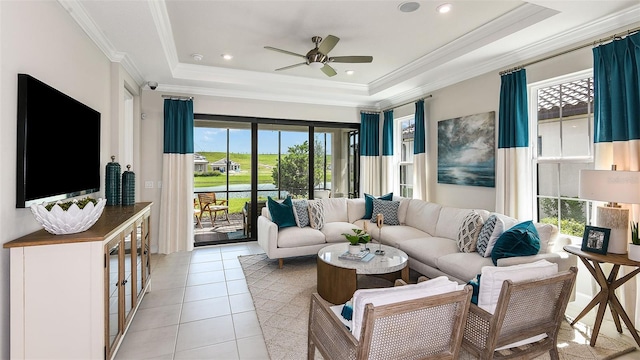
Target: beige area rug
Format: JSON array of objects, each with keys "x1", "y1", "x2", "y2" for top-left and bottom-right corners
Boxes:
[{"x1": 239, "y1": 254, "x2": 636, "y2": 360}]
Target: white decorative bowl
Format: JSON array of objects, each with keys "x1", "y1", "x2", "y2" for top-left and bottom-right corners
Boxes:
[{"x1": 30, "y1": 198, "x2": 107, "y2": 235}]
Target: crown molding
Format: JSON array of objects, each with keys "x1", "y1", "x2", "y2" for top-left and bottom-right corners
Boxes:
[
  {"x1": 158, "y1": 83, "x2": 378, "y2": 108},
  {"x1": 58, "y1": 0, "x2": 145, "y2": 85},
  {"x1": 368, "y1": 3, "x2": 558, "y2": 95},
  {"x1": 375, "y1": 3, "x2": 640, "y2": 110},
  {"x1": 148, "y1": 0, "x2": 179, "y2": 71}
]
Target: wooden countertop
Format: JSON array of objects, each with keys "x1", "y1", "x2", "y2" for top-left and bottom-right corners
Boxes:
[{"x1": 4, "y1": 202, "x2": 152, "y2": 248}]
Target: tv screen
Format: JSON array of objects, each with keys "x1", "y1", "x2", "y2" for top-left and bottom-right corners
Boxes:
[{"x1": 16, "y1": 74, "x2": 101, "y2": 208}]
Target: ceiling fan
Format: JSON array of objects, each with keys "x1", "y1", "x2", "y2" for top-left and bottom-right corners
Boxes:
[{"x1": 265, "y1": 35, "x2": 373, "y2": 77}]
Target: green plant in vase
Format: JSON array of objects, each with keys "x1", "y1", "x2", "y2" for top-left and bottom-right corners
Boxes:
[
  {"x1": 629, "y1": 221, "x2": 640, "y2": 262},
  {"x1": 342, "y1": 228, "x2": 371, "y2": 254},
  {"x1": 631, "y1": 221, "x2": 640, "y2": 245}
]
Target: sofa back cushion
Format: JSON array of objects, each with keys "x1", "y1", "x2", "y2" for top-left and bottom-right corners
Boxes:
[
  {"x1": 347, "y1": 198, "x2": 366, "y2": 223},
  {"x1": 404, "y1": 200, "x2": 442, "y2": 235},
  {"x1": 435, "y1": 207, "x2": 475, "y2": 240},
  {"x1": 321, "y1": 198, "x2": 348, "y2": 223}
]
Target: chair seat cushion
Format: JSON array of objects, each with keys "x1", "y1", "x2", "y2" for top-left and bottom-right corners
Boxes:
[
  {"x1": 350, "y1": 276, "x2": 458, "y2": 339},
  {"x1": 478, "y1": 259, "x2": 558, "y2": 313}
]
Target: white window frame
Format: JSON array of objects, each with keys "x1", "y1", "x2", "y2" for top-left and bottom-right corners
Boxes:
[
  {"x1": 529, "y1": 68, "x2": 594, "y2": 233},
  {"x1": 395, "y1": 114, "x2": 414, "y2": 197}
]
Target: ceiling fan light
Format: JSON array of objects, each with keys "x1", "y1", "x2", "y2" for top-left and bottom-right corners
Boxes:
[{"x1": 309, "y1": 61, "x2": 324, "y2": 69}]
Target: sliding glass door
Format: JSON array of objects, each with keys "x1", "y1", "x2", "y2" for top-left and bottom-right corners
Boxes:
[{"x1": 193, "y1": 115, "x2": 359, "y2": 246}]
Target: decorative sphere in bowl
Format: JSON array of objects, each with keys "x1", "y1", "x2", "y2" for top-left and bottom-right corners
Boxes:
[{"x1": 30, "y1": 198, "x2": 106, "y2": 235}]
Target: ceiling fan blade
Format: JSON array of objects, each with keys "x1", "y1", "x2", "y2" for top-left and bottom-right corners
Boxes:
[
  {"x1": 264, "y1": 46, "x2": 306, "y2": 59},
  {"x1": 321, "y1": 64, "x2": 337, "y2": 77},
  {"x1": 318, "y1": 35, "x2": 339, "y2": 54},
  {"x1": 275, "y1": 62, "x2": 307, "y2": 71},
  {"x1": 330, "y1": 56, "x2": 373, "y2": 63}
]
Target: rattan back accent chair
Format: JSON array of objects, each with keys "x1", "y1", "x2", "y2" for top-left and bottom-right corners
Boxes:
[
  {"x1": 308, "y1": 286, "x2": 472, "y2": 360},
  {"x1": 462, "y1": 267, "x2": 578, "y2": 360}
]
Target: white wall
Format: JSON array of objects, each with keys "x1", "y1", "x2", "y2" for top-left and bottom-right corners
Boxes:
[{"x1": 0, "y1": 2, "x2": 113, "y2": 358}]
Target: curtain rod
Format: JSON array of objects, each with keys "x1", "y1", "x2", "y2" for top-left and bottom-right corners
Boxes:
[
  {"x1": 500, "y1": 26, "x2": 640, "y2": 75},
  {"x1": 162, "y1": 95, "x2": 193, "y2": 100},
  {"x1": 381, "y1": 94, "x2": 433, "y2": 113}
]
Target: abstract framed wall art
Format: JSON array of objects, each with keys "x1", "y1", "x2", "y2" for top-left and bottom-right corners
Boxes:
[{"x1": 437, "y1": 111, "x2": 495, "y2": 187}]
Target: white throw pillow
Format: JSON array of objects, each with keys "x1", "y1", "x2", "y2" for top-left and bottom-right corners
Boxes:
[
  {"x1": 351, "y1": 276, "x2": 458, "y2": 339},
  {"x1": 477, "y1": 259, "x2": 558, "y2": 314}
]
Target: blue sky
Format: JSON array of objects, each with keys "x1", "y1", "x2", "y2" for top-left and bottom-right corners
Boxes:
[{"x1": 194, "y1": 128, "x2": 312, "y2": 154}]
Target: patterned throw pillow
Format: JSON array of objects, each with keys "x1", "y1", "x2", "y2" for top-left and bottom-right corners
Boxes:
[
  {"x1": 292, "y1": 199, "x2": 309, "y2": 227},
  {"x1": 457, "y1": 211, "x2": 484, "y2": 253},
  {"x1": 477, "y1": 215, "x2": 498, "y2": 257},
  {"x1": 308, "y1": 200, "x2": 325, "y2": 230},
  {"x1": 362, "y1": 192, "x2": 393, "y2": 219},
  {"x1": 369, "y1": 199, "x2": 400, "y2": 225}
]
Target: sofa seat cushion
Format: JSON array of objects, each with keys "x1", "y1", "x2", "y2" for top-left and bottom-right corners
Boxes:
[
  {"x1": 397, "y1": 237, "x2": 458, "y2": 269},
  {"x1": 322, "y1": 222, "x2": 362, "y2": 243},
  {"x1": 377, "y1": 226, "x2": 430, "y2": 248},
  {"x1": 437, "y1": 253, "x2": 494, "y2": 283},
  {"x1": 277, "y1": 226, "x2": 325, "y2": 248}
]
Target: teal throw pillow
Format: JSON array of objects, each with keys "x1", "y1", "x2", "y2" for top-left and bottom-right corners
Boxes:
[
  {"x1": 490, "y1": 220, "x2": 540, "y2": 266},
  {"x1": 363, "y1": 192, "x2": 393, "y2": 219},
  {"x1": 267, "y1": 196, "x2": 296, "y2": 229},
  {"x1": 467, "y1": 274, "x2": 481, "y2": 305}
]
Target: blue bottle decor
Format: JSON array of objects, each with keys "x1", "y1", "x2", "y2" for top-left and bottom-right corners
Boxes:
[
  {"x1": 105, "y1": 156, "x2": 121, "y2": 206},
  {"x1": 122, "y1": 165, "x2": 135, "y2": 206}
]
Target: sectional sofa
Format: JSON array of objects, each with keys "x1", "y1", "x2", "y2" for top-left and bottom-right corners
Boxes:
[{"x1": 257, "y1": 197, "x2": 576, "y2": 284}]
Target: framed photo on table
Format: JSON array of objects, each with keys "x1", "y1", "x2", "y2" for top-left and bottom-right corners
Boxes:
[{"x1": 581, "y1": 225, "x2": 611, "y2": 254}]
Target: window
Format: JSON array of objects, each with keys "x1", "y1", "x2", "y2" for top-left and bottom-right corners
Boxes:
[
  {"x1": 397, "y1": 115, "x2": 414, "y2": 198},
  {"x1": 533, "y1": 71, "x2": 594, "y2": 238}
]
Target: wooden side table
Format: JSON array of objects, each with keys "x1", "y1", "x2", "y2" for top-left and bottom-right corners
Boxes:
[{"x1": 563, "y1": 245, "x2": 640, "y2": 347}]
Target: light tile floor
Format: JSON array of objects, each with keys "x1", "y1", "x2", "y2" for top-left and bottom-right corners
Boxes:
[
  {"x1": 116, "y1": 242, "x2": 639, "y2": 359},
  {"x1": 115, "y1": 242, "x2": 268, "y2": 360}
]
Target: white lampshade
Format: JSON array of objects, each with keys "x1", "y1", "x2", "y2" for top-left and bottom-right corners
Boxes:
[
  {"x1": 579, "y1": 170, "x2": 640, "y2": 205},
  {"x1": 579, "y1": 169, "x2": 640, "y2": 254}
]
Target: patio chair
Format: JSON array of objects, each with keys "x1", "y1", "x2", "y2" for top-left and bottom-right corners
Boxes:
[
  {"x1": 308, "y1": 282, "x2": 472, "y2": 360},
  {"x1": 243, "y1": 200, "x2": 267, "y2": 237},
  {"x1": 193, "y1": 198, "x2": 202, "y2": 228},
  {"x1": 462, "y1": 266, "x2": 577, "y2": 360},
  {"x1": 197, "y1": 192, "x2": 230, "y2": 226}
]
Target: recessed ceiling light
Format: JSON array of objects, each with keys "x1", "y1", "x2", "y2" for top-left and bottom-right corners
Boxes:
[
  {"x1": 398, "y1": 2, "x2": 420, "y2": 13},
  {"x1": 221, "y1": 54, "x2": 233, "y2": 60},
  {"x1": 191, "y1": 53, "x2": 203, "y2": 61},
  {"x1": 345, "y1": 70, "x2": 355, "y2": 75},
  {"x1": 437, "y1": 3, "x2": 452, "y2": 14}
]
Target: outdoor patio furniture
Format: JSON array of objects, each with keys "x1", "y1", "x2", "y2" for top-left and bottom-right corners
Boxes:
[
  {"x1": 243, "y1": 200, "x2": 267, "y2": 237},
  {"x1": 197, "y1": 192, "x2": 230, "y2": 226},
  {"x1": 193, "y1": 198, "x2": 202, "y2": 228}
]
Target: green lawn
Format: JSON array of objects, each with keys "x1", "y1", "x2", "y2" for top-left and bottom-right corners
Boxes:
[{"x1": 194, "y1": 151, "x2": 332, "y2": 213}]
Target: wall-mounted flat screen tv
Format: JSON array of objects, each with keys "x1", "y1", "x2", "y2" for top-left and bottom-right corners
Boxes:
[{"x1": 16, "y1": 74, "x2": 101, "y2": 208}]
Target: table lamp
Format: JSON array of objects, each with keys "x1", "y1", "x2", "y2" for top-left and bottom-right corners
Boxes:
[{"x1": 579, "y1": 166, "x2": 640, "y2": 254}]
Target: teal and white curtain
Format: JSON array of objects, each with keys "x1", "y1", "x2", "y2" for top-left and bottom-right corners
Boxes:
[
  {"x1": 593, "y1": 31, "x2": 640, "y2": 327},
  {"x1": 381, "y1": 110, "x2": 394, "y2": 194},
  {"x1": 360, "y1": 112, "x2": 381, "y2": 195},
  {"x1": 495, "y1": 69, "x2": 532, "y2": 219},
  {"x1": 413, "y1": 100, "x2": 428, "y2": 200},
  {"x1": 159, "y1": 99, "x2": 195, "y2": 254}
]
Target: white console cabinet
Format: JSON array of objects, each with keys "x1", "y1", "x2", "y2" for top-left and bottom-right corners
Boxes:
[{"x1": 4, "y1": 202, "x2": 152, "y2": 360}]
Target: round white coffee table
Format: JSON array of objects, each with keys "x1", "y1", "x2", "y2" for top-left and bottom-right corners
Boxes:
[{"x1": 316, "y1": 243, "x2": 409, "y2": 304}]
